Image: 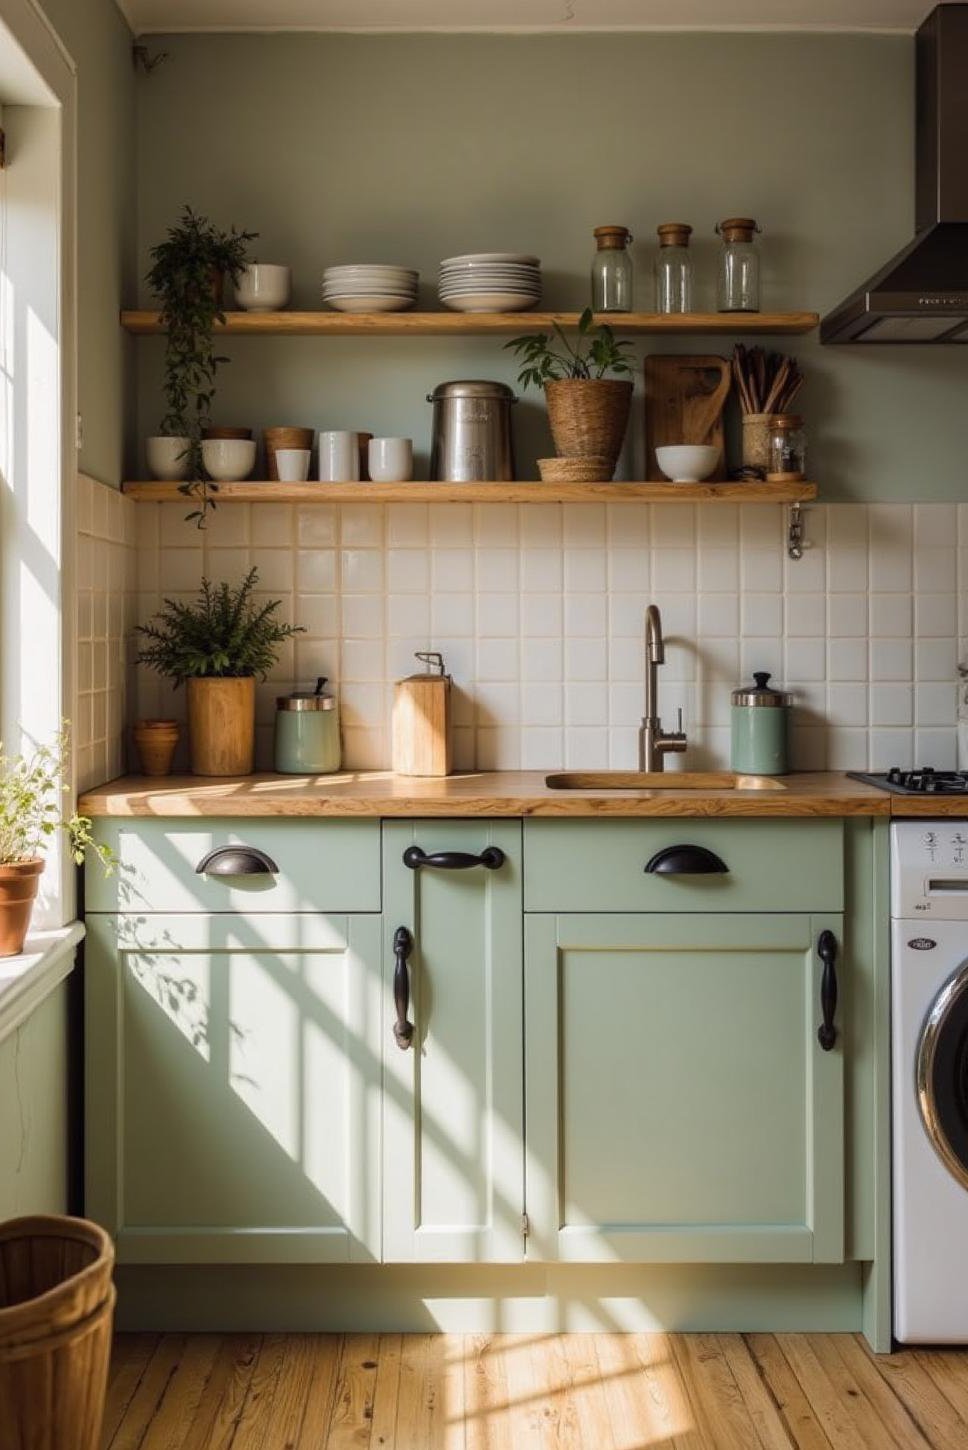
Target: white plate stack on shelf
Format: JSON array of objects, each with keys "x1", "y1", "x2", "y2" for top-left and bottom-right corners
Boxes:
[
  {"x1": 322, "y1": 264, "x2": 418, "y2": 313},
  {"x1": 438, "y1": 253, "x2": 541, "y2": 313}
]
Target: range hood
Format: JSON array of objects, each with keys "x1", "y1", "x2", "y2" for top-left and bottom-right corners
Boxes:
[{"x1": 821, "y1": 3, "x2": 968, "y2": 344}]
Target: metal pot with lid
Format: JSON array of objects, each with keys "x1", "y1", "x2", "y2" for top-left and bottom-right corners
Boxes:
[
  {"x1": 427, "y1": 379, "x2": 516, "y2": 482},
  {"x1": 730, "y1": 671, "x2": 790, "y2": 776},
  {"x1": 274, "y1": 677, "x2": 341, "y2": 774}
]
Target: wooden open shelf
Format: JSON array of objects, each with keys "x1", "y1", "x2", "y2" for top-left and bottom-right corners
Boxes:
[
  {"x1": 120, "y1": 310, "x2": 820, "y2": 337},
  {"x1": 121, "y1": 480, "x2": 818, "y2": 504}
]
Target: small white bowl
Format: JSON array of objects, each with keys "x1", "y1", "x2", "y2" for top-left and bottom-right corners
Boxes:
[
  {"x1": 275, "y1": 447, "x2": 311, "y2": 482},
  {"x1": 234, "y1": 264, "x2": 291, "y2": 312},
  {"x1": 201, "y1": 438, "x2": 256, "y2": 482},
  {"x1": 146, "y1": 435, "x2": 190, "y2": 480},
  {"x1": 655, "y1": 444, "x2": 720, "y2": 483}
]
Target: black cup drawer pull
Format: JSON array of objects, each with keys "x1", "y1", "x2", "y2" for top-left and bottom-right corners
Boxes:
[
  {"x1": 403, "y1": 845, "x2": 506, "y2": 872},
  {"x1": 195, "y1": 845, "x2": 279, "y2": 876},
  {"x1": 393, "y1": 926, "x2": 414, "y2": 1050},
  {"x1": 817, "y1": 929, "x2": 838, "y2": 1051},
  {"x1": 644, "y1": 844, "x2": 728, "y2": 875}
]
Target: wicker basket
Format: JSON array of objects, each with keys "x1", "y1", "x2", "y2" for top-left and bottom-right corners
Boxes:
[
  {"x1": 544, "y1": 379, "x2": 632, "y2": 463},
  {"x1": 537, "y1": 456, "x2": 613, "y2": 482},
  {"x1": 263, "y1": 426, "x2": 314, "y2": 480},
  {"x1": 0, "y1": 1215, "x2": 115, "y2": 1450}
]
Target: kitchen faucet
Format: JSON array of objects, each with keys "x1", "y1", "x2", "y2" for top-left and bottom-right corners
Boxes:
[{"x1": 639, "y1": 604, "x2": 687, "y2": 771}]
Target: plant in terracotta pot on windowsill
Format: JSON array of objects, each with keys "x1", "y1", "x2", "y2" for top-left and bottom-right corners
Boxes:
[
  {"x1": 0, "y1": 728, "x2": 115, "y2": 957},
  {"x1": 505, "y1": 307, "x2": 635, "y2": 481},
  {"x1": 145, "y1": 205, "x2": 257, "y2": 524},
  {"x1": 136, "y1": 567, "x2": 304, "y2": 777}
]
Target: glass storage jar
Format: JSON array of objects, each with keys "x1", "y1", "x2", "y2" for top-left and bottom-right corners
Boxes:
[
  {"x1": 654, "y1": 223, "x2": 693, "y2": 314},
  {"x1": 274, "y1": 678, "x2": 341, "y2": 774},
  {"x1": 715, "y1": 217, "x2": 761, "y2": 312},
  {"x1": 591, "y1": 225, "x2": 633, "y2": 312},
  {"x1": 767, "y1": 414, "x2": 806, "y2": 481}
]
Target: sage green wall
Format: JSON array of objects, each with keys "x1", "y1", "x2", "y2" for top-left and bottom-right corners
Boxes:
[
  {"x1": 135, "y1": 32, "x2": 968, "y2": 500},
  {"x1": 0, "y1": 987, "x2": 69, "y2": 1217},
  {"x1": 39, "y1": 0, "x2": 135, "y2": 485}
]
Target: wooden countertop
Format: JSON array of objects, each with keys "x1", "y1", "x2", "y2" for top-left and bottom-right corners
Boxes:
[{"x1": 78, "y1": 770, "x2": 891, "y2": 819}]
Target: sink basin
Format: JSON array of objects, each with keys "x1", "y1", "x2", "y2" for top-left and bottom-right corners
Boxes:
[{"x1": 544, "y1": 771, "x2": 787, "y2": 792}]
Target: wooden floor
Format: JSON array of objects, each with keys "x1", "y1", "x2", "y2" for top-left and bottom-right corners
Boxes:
[{"x1": 102, "y1": 1331, "x2": 968, "y2": 1449}]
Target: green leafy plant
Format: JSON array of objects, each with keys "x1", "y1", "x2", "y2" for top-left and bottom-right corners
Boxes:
[
  {"x1": 0, "y1": 727, "x2": 115, "y2": 870},
  {"x1": 136, "y1": 567, "x2": 304, "y2": 684},
  {"x1": 146, "y1": 205, "x2": 257, "y2": 526},
  {"x1": 505, "y1": 306, "x2": 635, "y2": 390}
]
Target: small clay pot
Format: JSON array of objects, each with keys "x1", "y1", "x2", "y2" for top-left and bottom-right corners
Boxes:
[
  {"x1": 133, "y1": 719, "x2": 180, "y2": 777},
  {"x1": 0, "y1": 859, "x2": 44, "y2": 957}
]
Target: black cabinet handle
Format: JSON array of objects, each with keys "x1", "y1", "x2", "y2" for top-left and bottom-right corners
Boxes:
[
  {"x1": 195, "y1": 845, "x2": 279, "y2": 876},
  {"x1": 644, "y1": 844, "x2": 728, "y2": 875},
  {"x1": 403, "y1": 846, "x2": 506, "y2": 872},
  {"x1": 393, "y1": 926, "x2": 414, "y2": 1050},
  {"x1": 817, "y1": 929, "x2": 838, "y2": 1051}
]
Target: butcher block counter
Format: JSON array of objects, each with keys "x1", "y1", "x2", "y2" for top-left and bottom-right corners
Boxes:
[{"x1": 79, "y1": 769, "x2": 891, "y2": 818}]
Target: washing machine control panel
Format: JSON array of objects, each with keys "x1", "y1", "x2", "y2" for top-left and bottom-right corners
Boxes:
[{"x1": 892, "y1": 822, "x2": 968, "y2": 919}]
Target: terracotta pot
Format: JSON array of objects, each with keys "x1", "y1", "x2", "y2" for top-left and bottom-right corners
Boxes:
[
  {"x1": 544, "y1": 379, "x2": 633, "y2": 465},
  {"x1": 0, "y1": 859, "x2": 44, "y2": 957},
  {"x1": 186, "y1": 677, "x2": 255, "y2": 776},
  {"x1": 132, "y1": 720, "x2": 180, "y2": 777}
]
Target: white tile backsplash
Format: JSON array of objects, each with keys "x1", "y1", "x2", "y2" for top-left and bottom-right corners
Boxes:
[{"x1": 128, "y1": 500, "x2": 968, "y2": 773}]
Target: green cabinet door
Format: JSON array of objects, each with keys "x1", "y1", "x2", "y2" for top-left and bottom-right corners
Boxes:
[
  {"x1": 525, "y1": 912, "x2": 845, "y2": 1265},
  {"x1": 85, "y1": 911, "x2": 383, "y2": 1264},
  {"x1": 382, "y1": 822, "x2": 524, "y2": 1263}
]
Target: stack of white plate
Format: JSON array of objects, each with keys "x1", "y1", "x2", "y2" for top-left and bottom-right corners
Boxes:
[
  {"x1": 438, "y1": 253, "x2": 541, "y2": 313},
  {"x1": 322, "y1": 264, "x2": 418, "y2": 313}
]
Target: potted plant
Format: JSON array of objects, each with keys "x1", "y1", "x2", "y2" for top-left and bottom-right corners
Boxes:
[
  {"x1": 136, "y1": 568, "x2": 303, "y2": 777},
  {"x1": 0, "y1": 728, "x2": 114, "y2": 956},
  {"x1": 146, "y1": 205, "x2": 257, "y2": 524},
  {"x1": 506, "y1": 307, "x2": 635, "y2": 470}
]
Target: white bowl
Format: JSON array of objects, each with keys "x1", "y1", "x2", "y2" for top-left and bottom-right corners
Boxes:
[
  {"x1": 325, "y1": 264, "x2": 417, "y2": 277},
  {"x1": 655, "y1": 444, "x2": 720, "y2": 483},
  {"x1": 442, "y1": 252, "x2": 540, "y2": 266},
  {"x1": 233, "y1": 264, "x2": 291, "y2": 312},
  {"x1": 440, "y1": 292, "x2": 540, "y2": 311},
  {"x1": 324, "y1": 294, "x2": 416, "y2": 312},
  {"x1": 201, "y1": 438, "x2": 256, "y2": 482},
  {"x1": 146, "y1": 435, "x2": 190, "y2": 480}
]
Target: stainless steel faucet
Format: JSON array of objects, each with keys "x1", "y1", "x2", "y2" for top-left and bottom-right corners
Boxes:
[{"x1": 639, "y1": 604, "x2": 687, "y2": 771}]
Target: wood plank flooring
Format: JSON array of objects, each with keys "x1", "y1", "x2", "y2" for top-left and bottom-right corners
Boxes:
[{"x1": 102, "y1": 1332, "x2": 968, "y2": 1450}]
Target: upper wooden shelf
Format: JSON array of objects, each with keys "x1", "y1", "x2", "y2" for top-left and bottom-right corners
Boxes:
[
  {"x1": 120, "y1": 310, "x2": 820, "y2": 337},
  {"x1": 121, "y1": 480, "x2": 818, "y2": 504}
]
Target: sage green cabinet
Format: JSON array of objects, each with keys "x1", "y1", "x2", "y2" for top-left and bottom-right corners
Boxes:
[
  {"x1": 85, "y1": 911, "x2": 382, "y2": 1264},
  {"x1": 382, "y1": 821, "x2": 524, "y2": 1263},
  {"x1": 524, "y1": 912, "x2": 845, "y2": 1265}
]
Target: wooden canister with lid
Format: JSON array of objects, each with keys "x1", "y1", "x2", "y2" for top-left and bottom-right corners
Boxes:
[{"x1": 392, "y1": 652, "x2": 452, "y2": 777}]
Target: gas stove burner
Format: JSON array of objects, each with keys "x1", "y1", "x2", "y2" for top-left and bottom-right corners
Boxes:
[{"x1": 849, "y1": 768, "x2": 968, "y2": 795}]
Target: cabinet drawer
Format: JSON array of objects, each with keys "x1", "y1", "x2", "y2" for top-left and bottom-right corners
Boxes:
[
  {"x1": 86, "y1": 819, "x2": 381, "y2": 914},
  {"x1": 524, "y1": 819, "x2": 843, "y2": 913}
]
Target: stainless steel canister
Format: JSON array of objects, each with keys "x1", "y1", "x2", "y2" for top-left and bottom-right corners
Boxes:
[{"x1": 427, "y1": 380, "x2": 516, "y2": 481}]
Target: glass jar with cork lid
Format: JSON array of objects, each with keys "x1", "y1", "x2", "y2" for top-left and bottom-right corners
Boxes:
[
  {"x1": 654, "y1": 223, "x2": 693, "y2": 314},
  {"x1": 767, "y1": 414, "x2": 806, "y2": 481},
  {"x1": 591, "y1": 225, "x2": 633, "y2": 312},
  {"x1": 715, "y1": 217, "x2": 761, "y2": 312}
]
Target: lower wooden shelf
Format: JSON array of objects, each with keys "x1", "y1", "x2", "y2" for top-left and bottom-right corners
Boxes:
[{"x1": 120, "y1": 480, "x2": 817, "y2": 504}]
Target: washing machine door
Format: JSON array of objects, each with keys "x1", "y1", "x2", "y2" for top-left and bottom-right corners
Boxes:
[{"x1": 918, "y1": 960, "x2": 968, "y2": 1192}]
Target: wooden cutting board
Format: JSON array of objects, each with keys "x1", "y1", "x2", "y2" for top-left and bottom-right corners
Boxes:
[{"x1": 644, "y1": 354, "x2": 731, "y2": 481}]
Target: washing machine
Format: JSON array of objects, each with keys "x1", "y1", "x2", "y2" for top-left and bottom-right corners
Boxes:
[{"x1": 892, "y1": 819, "x2": 968, "y2": 1342}]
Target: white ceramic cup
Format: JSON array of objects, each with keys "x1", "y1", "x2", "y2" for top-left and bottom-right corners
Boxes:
[
  {"x1": 233, "y1": 263, "x2": 291, "y2": 312},
  {"x1": 201, "y1": 438, "x2": 257, "y2": 482},
  {"x1": 275, "y1": 447, "x2": 311, "y2": 482},
  {"x1": 318, "y1": 430, "x2": 360, "y2": 482},
  {"x1": 146, "y1": 435, "x2": 190, "y2": 481},
  {"x1": 368, "y1": 436, "x2": 413, "y2": 483}
]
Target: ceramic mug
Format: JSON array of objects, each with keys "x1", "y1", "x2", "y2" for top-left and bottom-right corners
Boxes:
[
  {"x1": 368, "y1": 436, "x2": 413, "y2": 483},
  {"x1": 318, "y1": 431, "x2": 360, "y2": 482},
  {"x1": 275, "y1": 448, "x2": 311, "y2": 482}
]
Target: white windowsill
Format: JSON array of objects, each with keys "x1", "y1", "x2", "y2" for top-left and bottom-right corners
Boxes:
[{"x1": 0, "y1": 921, "x2": 85, "y2": 1044}]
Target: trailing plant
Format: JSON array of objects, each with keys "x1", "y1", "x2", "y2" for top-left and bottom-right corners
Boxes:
[
  {"x1": 146, "y1": 205, "x2": 257, "y2": 526},
  {"x1": 0, "y1": 727, "x2": 115, "y2": 870},
  {"x1": 505, "y1": 306, "x2": 635, "y2": 389},
  {"x1": 136, "y1": 567, "x2": 304, "y2": 684}
]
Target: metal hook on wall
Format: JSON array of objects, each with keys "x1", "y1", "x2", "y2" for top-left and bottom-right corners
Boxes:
[
  {"x1": 132, "y1": 44, "x2": 170, "y2": 75},
  {"x1": 787, "y1": 502, "x2": 805, "y2": 561}
]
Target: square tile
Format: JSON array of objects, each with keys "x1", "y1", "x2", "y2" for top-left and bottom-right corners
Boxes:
[
  {"x1": 386, "y1": 548, "x2": 429, "y2": 593},
  {"x1": 521, "y1": 593, "x2": 563, "y2": 637},
  {"x1": 870, "y1": 638, "x2": 912, "y2": 682},
  {"x1": 477, "y1": 593, "x2": 519, "y2": 637},
  {"x1": 297, "y1": 549, "x2": 337, "y2": 592},
  {"x1": 785, "y1": 594, "x2": 825, "y2": 637},
  {"x1": 652, "y1": 548, "x2": 696, "y2": 591},
  {"x1": 698, "y1": 593, "x2": 739, "y2": 639},
  {"x1": 606, "y1": 503, "x2": 649, "y2": 550},
  {"x1": 522, "y1": 638, "x2": 563, "y2": 682},
  {"x1": 386, "y1": 594, "x2": 430, "y2": 638},
  {"x1": 916, "y1": 682, "x2": 957, "y2": 727},
  {"x1": 519, "y1": 504, "x2": 562, "y2": 549},
  {"x1": 917, "y1": 593, "x2": 957, "y2": 637},
  {"x1": 741, "y1": 592, "x2": 783, "y2": 637},
  {"x1": 431, "y1": 593, "x2": 474, "y2": 637},
  {"x1": 477, "y1": 548, "x2": 519, "y2": 589},
  {"x1": 562, "y1": 503, "x2": 606, "y2": 547},
  {"x1": 474, "y1": 503, "x2": 519, "y2": 546},
  {"x1": 433, "y1": 548, "x2": 475, "y2": 591},
  {"x1": 340, "y1": 504, "x2": 384, "y2": 547},
  {"x1": 609, "y1": 550, "x2": 650, "y2": 591},
  {"x1": 522, "y1": 683, "x2": 563, "y2": 727},
  {"x1": 564, "y1": 593, "x2": 607, "y2": 638},
  {"x1": 698, "y1": 549, "x2": 739, "y2": 593},
  {"x1": 870, "y1": 683, "x2": 914, "y2": 727},
  {"x1": 387, "y1": 503, "x2": 428, "y2": 547},
  {"x1": 477, "y1": 639, "x2": 519, "y2": 681},
  {"x1": 297, "y1": 505, "x2": 337, "y2": 547},
  {"x1": 298, "y1": 594, "x2": 339, "y2": 637},
  {"x1": 651, "y1": 503, "x2": 695, "y2": 548},
  {"x1": 564, "y1": 549, "x2": 607, "y2": 592},
  {"x1": 564, "y1": 727, "x2": 609, "y2": 768},
  {"x1": 342, "y1": 548, "x2": 385, "y2": 593},
  {"x1": 429, "y1": 502, "x2": 474, "y2": 547},
  {"x1": 565, "y1": 637, "x2": 607, "y2": 681},
  {"x1": 869, "y1": 593, "x2": 912, "y2": 637}
]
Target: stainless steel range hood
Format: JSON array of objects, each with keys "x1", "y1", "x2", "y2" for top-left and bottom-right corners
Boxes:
[{"x1": 821, "y1": 4, "x2": 968, "y2": 344}]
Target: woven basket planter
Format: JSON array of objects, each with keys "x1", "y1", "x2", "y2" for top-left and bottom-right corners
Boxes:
[{"x1": 544, "y1": 379, "x2": 632, "y2": 464}]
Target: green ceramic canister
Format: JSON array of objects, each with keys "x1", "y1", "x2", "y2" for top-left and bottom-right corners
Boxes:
[
  {"x1": 274, "y1": 677, "x2": 341, "y2": 774},
  {"x1": 730, "y1": 672, "x2": 790, "y2": 776}
]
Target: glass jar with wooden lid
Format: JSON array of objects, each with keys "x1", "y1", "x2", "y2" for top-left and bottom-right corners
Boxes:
[
  {"x1": 591, "y1": 225, "x2": 633, "y2": 312},
  {"x1": 715, "y1": 217, "x2": 761, "y2": 312},
  {"x1": 654, "y1": 223, "x2": 693, "y2": 314},
  {"x1": 767, "y1": 414, "x2": 806, "y2": 481}
]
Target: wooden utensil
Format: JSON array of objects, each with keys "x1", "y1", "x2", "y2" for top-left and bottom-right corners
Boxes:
[{"x1": 644, "y1": 355, "x2": 731, "y2": 481}]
